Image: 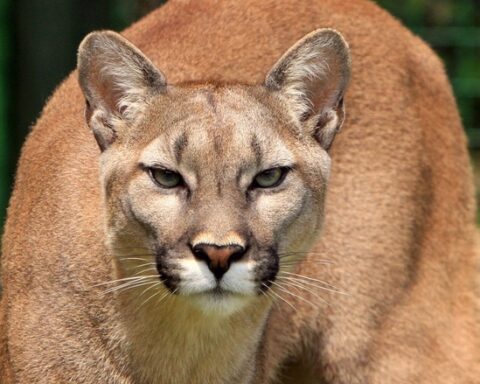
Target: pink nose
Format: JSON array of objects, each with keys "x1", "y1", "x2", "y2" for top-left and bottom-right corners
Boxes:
[{"x1": 191, "y1": 243, "x2": 247, "y2": 279}]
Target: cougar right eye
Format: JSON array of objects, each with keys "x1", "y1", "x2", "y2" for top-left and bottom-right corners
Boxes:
[
  {"x1": 250, "y1": 167, "x2": 290, "y2": 189},
  {"x1": 148, "y1": 168, "x2": 184, "y2": 189}
]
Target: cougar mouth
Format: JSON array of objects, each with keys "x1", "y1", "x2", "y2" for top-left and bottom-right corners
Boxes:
[{"x1": 153, "y1": 245, "x2": 280, "y2": 299}]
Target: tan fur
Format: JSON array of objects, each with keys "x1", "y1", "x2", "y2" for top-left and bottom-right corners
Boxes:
[{"x1": 1, "y1": 1, "x2": 479, "y2": 383}]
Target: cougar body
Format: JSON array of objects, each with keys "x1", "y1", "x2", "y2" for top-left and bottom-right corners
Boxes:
[{"x1": 1, "y1": 0, "x2": 479, "y2": 383}]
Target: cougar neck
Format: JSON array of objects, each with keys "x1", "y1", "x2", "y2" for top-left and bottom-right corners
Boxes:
[{"x1": 116, "y1": 278, "x2": 271, "y2": 384}]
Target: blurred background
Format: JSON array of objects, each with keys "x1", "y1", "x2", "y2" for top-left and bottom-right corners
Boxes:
[{"x1": 0, "y1": 0, "x2": 479, "y2": 230}]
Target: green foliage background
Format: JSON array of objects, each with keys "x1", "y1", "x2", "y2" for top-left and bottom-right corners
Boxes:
[{"x1": 0, "y1": 0, "x2": 479, "y2": 229}]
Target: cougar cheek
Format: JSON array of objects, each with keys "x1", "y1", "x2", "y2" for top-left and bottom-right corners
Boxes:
[
  {"x1": 255, "y1": 186, "x2": 307, "y2": 231},
  {"x1": 126, "y1": 181, "x2": 183, "y2": 233}
]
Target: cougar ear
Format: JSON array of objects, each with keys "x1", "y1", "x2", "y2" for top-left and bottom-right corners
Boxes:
[
  {"x1": 265, "y1": 29, "x2": 351, "y2": 150},
  {"x1": 77, "y1": 31, "x2": 166, "y2": 151}
]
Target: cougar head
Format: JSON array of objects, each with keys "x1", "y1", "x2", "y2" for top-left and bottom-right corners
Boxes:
[{"x1": 78, "y1": 29, "x2": 350, "y2": 315}]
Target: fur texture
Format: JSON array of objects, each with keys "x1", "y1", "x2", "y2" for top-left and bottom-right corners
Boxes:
[{"x1": 1, "y1": 0, "x2": 479, "y2": 383}]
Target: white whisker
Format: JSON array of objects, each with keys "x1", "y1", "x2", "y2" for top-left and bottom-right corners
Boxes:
[
  {"x1": 270, "y1": 280, "x2": 319, "y2": 309},
  {"x1": 90, "y1": 275, "x2": 158, "y2": 288},
  {"x1": 137, "y1": 288, "x2": 170, "y2": 311},
  {"x1": 117, "y1": 257, "x2": 152, "y2": 262},
  {"x1": 132, "y1": 262, "x2": 157, "y2": 270},
  {"x1": 105, "y1": 278, "x2": 157, "y2": 294},
  {"x1": 263, "y1": 283, "x2": 297, "y2": 311},
  {"x1": 138, "y1": 280, "x2": 162, "y2": 298},
  {"x1": 278, "y1": 272, "x2": 350, "y2": 296},
  {"x1": 132, "y1": 267, "x2": 157, "y2": 276},
  {"x1": 277, "y1": 278, "x2": 330, "y2": 306}
]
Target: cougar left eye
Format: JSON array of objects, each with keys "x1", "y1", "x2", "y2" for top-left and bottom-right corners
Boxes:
[
  {"x1": 251, "y1": 167, "x2": 289, "y2": 189},
  {"x1": 148, "y1": 168, "x2": 184, "y2": 189}
]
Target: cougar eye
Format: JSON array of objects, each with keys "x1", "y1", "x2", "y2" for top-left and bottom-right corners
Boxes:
[
  {"x1": 148, "y1": 168, "x2": 183, "y2": 189},
  {"x1": 251, "y1": 167, "x2": 289, "y2": 189}
]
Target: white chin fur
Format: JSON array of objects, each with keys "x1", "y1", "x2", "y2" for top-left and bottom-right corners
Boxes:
[{"x1": 189, "y1": 293, "x2": 253, "y2": 316}]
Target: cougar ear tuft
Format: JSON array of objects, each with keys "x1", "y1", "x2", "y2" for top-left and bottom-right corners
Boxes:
[
  {"x1": 77, "y1": 30, "x2": 166, "y2": 151},
  {"x1": 265, "y1": 29, "x2": 351, "y2": 150}
]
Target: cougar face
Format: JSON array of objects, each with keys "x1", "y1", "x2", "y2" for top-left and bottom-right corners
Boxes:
[
  {"x1": 103, "y1": 86, "x2": 330, "y2": 312},
  {"x1": 78, "y1": 30, "x2": 350, "y2": 314}
]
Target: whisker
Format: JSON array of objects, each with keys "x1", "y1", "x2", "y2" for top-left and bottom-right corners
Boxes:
[
  {"x1": 105, "y1": 278, "x2": 158, "y2": 294},
  {"x1": 118, "y1": 280, "x2": 160, "y2": 293},
  {"x1": 111, "y1": 246, "x2": 151, "y2": 251},
  {"x1": 279, "y1": 276, "x2": 347, "y2": 297},
  {"x1": 259, "y1": 288, "x2": 269, "y2": 299},
  {"x1": 278, "y1": 251, "x2": 335, "y2": 259},
  {"x1": 157, "y1": 288, "x2": 177, "y2": 306},
  {"x1": 131, "y1": 262, "x2": 157, "y2": 270},
  {"x1": 90, "y1": 275, "x2": 158, "y2": 288},
  {"x1": 117, "y1": 257, "x2": 153, "y2": 262},
  {"x1": 259, "y1": 287, "x2": 281, "y2": 309},
  {"x1": 132, "y1": 267, "x2": 158, "y2": 276},
  {"x1": 138, "y1": 280, "x2": 163, "y2": 298},
  {"x1": 138, "y1": 288, "x2": 170, "y2": 311},
  {"x1": 277, "y1": 251, "x2": 331, "y2": 255},
  {"x1": 277, "y1": 278, "x2": 330, "y2": 306},
  {"x1": 279, "y1": 256, "x2": 334, "y2": 264},
  {"x1": 270, "y1": 280, "x2": 319, "y2": 309},
  {"x1": 278, "y1": 272, "x2": 350, "y2": 296},
  {"x1": 112, "y1": 253, "x2": 154, "y2": 260},
  {"x1": 280, "y1": 260, "x2": 334, "y2": 266},
  {"x1": 263, "y1": 282, "x2": 297, "y2": 311},
  {"x1": 279, "y1": 254, "x2": 333, "y2": 260}
]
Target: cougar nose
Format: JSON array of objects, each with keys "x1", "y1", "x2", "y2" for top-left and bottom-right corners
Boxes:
[{"x1": 191, "y1": 243, "x2": 247, "y2": 279}]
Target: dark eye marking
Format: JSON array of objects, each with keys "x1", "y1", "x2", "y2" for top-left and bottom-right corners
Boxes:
[
  {"x1": 250, "y1": 134, "x2": 262, "y2": 167},
  {"x1": 173, "y1": 132, "x2": 188, "y2": 164}
]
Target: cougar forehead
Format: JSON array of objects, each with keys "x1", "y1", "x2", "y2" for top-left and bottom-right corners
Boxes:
[{"x1": 136, "y1": 85, "x2": 297, "y2": 175}]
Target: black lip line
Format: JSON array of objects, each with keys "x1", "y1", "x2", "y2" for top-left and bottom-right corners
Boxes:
[
  {"x1": 257, "y1": 247, "x2": 279, "y2": 293},
  {"x1": 155, "y1": 246, "x2": 180, "y2": 293}
]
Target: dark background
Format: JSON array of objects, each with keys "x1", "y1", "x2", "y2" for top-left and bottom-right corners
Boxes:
[{"x1": 0, "y1": 0, "x2": 479, "y2": 230}]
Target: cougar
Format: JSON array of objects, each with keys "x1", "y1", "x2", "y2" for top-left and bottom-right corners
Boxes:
[{"x1": 1, "y1": 0, "x2": 479, "y2": 383}]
